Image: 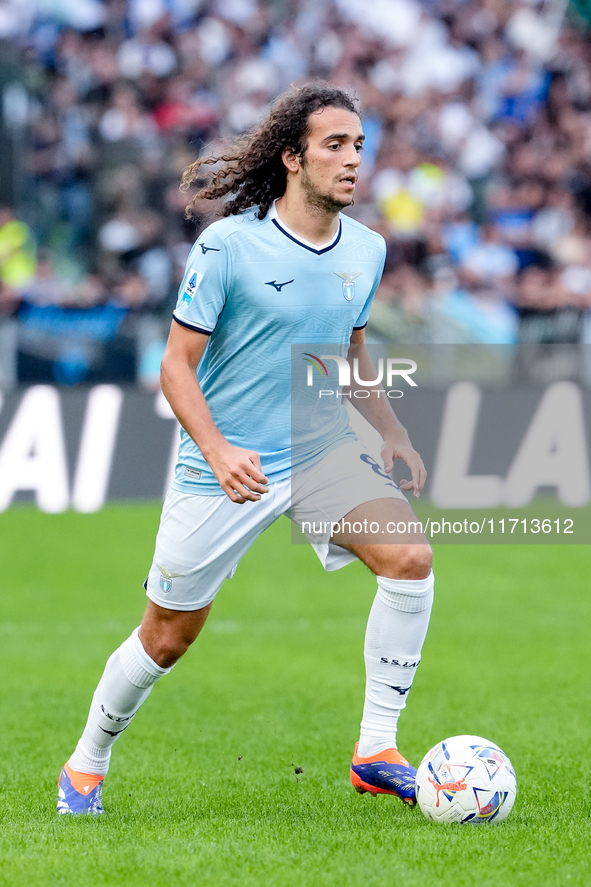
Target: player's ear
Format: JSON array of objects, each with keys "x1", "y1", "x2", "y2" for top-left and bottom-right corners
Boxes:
[{"x1": 282, "y1": 146, "x2": 300, "y2": 173}]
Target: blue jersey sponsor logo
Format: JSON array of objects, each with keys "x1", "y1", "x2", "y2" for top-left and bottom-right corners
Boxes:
[{"x1": 265, "y1": 279, "x2": 294, "y2": 292}]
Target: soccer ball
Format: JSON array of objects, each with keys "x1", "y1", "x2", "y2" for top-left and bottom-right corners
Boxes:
[{"x1": 416, "y1": 735, "x2": 517, "y2": 824}]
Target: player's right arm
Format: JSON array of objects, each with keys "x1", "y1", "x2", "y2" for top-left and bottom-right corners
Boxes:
[{"x1": 160, "y1": 321, "x2": 268, "y2": 503}]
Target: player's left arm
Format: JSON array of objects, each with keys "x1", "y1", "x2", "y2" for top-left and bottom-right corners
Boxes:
[{"x1": 347, "y1": 328, "x2": 426, "y2": 497}]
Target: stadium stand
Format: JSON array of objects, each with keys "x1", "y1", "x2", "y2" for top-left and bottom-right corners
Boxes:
[{"x1": 1, "y1": 0, "x2": 591, "y2": 387}]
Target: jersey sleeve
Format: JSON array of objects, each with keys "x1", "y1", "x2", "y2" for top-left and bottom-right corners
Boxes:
[
  {"x1": 353, "y1": 240, "x2": 386, "y2": 330},
  {"x1": 172, "y1": 228, "x2": 230, "y2": 335}
]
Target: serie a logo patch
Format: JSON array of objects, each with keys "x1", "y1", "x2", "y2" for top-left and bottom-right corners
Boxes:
[{"x1": 181, "y1": 270, "x2": 203, "y2": 305}]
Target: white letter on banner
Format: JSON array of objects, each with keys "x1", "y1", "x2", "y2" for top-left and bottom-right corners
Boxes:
[
  {"x1": 72, "y1": 385, "x2": 123, "y2": 512},
  {"x1": 353, "y1": 358, "x2": 383, "y2": 386},
  {"x1": 320, "y1": 355, "x2": 350, "y2": 386},
  {"x1": 386, "y1": 359, "x2": 418, "y2": 387},
  {"x1": 430, "y1": 382, "x2": 503, "y2": 508},
  {"x1": 155, "y1": 389, "x2": 180, "y2": 495},
  {"x1": 0, "y1": 386, "x2": 69, "y2": 512},
  {"x1": 504, "y1": 382, "x2": 590, "y2": 506}
]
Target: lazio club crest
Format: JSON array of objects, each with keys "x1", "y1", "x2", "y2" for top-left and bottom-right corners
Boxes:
[
  {"x1": 157, "y1": 564, "x2": 184, "y2": 594},
  {"x1": 334, "y1": 271, "x2": 361, "y2": 301}
]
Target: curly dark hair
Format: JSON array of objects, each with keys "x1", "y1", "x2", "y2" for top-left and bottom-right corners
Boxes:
[{"x1": 181, "y1": 82, "x2": 358, "y2": 220}]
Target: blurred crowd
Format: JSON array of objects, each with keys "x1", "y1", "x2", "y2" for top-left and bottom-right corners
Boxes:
[{"x1": 1, "y1": 0, "x2": 591, "y2": 385}]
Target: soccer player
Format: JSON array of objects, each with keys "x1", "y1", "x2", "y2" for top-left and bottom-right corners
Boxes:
[{"x1": 58, "y1": 82, "x2": 433, "y2": 815}]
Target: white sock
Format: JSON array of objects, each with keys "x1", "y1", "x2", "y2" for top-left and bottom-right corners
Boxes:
[
  {"x1": 358, "y1": 571, "x2": 434, "y2": 758},
  {"x1": 68, "y1": 628, "x2": 173, "y2": 776}
]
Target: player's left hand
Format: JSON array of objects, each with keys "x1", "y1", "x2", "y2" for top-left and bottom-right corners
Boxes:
[{"x1": 381, "y1": 439, "x2": 427, "y2": 498}]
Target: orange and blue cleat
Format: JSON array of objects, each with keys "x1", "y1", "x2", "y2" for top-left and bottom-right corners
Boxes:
[
  {"x1": 57, "y1": 763, "x2": 105, "y2": 815},
  {"x1": 350, "y1": 743, "x2": 417, "y2": 807}
]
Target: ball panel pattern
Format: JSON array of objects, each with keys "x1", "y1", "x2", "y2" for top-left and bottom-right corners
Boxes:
[{"x1": 416, "y1": 735, "x2": 517, "y2": 824}]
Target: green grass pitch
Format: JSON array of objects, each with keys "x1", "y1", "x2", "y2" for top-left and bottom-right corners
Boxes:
[{"x1": 0, "y1": 504, "x2": 589, "y2": 886}]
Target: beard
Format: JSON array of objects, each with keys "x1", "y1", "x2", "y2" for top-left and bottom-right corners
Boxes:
[{"x1": 299, "y1": 164, "x2": 354, "y2": 214}]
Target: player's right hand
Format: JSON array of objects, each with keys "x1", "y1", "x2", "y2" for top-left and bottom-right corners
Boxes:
[{"x1": 208, "y1": 443, "x2": 269, "y2": 503}]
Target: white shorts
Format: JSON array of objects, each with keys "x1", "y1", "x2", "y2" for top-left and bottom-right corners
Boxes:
[{"x1": 145, "y1": 440, "x2": 408, "y2": 611}]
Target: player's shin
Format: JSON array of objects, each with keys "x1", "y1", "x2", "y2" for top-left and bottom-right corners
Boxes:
[
  {"x1": 358, "y1": 571, "x2": 434, "y2": 757},
  {"x1": 68, "y1": 627, "x2": 174, "y2": 776}
]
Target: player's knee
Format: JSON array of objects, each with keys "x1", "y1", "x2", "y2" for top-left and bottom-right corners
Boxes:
[
  {"x1": 150, "y1": 634, "x2": 192, "y2": 669},
  {"x1": 141, "y1": 602, "x2": 212, "y2": 668},
  {"x1": 157, "y1": 613, "x2": 212, "y2": 667},
  {"x1": 384, "y1": 543, "x2": 433, "y2": 580}
]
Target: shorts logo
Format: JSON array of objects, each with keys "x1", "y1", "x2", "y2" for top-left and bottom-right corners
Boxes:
[
  {"x1": 334, "y1": 270, "x2": 361, "y2": 301},
  {"x1": 157, "y1": 564, "x2": 184, "y2": 594}
]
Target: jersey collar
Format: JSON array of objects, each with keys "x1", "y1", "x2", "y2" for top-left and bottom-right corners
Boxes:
[{"x1": 268, "y1": 201, "x2": 342, "y2": 255}]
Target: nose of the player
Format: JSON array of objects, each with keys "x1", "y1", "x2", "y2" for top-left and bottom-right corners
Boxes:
[
  {"x1": 347, "y1": 145, "x2": 361, "y2": 168},
  {"x1": 339, "y1": 147, "x2": 360, "y2": 187}
]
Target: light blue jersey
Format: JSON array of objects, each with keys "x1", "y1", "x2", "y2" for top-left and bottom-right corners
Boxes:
[{"x1": 171, "y1": 205, "x2": 386, "y2": 495}]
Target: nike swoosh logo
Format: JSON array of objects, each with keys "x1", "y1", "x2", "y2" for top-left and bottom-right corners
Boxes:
[
  {"x1": 265, "y1": 279, "x2": 294, "y2": 292},
  {"x1": 200, "y1": 244, "x2": 220, "y2": 254}
]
